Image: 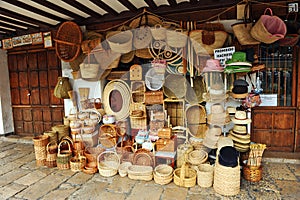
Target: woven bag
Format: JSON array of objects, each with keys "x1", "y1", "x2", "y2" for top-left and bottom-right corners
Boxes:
[
  {"x1": 80, "y1": 63, "x2": 100, "y2": 79},
  {"x1": 250, "y1": 8, "x2": 286, "y2": 44},
  {"x1": 106, "y1": 30, "x2": 133, "y2": 54},
  {"x1": 53, "y1": 77, "x2": 72, "y2": 99}
]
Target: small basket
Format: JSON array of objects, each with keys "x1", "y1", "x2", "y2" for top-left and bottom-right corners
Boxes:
[
  {"x1": 118, "y1": 161, "x2": 132, "y2": 177},
  {"x1": 70, "y1": 155, "x2": 86, "y2": 172},
  {"x1": 243, "y1": 165, "x2": 262, "y2": 182},
  {"x1": 84, "y1": 146, "x2": 105, "y2": 162},
  {"x1": 196, "y1": 164, "x2": 214, "y2": 188},
  {"x1": 57, "y1": 140, "x2": 72, "y2": 170},
  {"x1": 45, "y1": 141, "x2": 58, "y2": 168},
  {"x1": 54, "y1": 21, "x2": 82, "y2": 62},
  {"x1": 99, "y1": 124, "x2": 120, "y2": 148},
  {"x1": 187, "y1": 150, "x2": 208, "y2": 166},
  {"x1": 153, "y1": 164, "x2": 174, "y2": 185},
  {"x1": 97, "y1": 151, "x2": 120, "y2": 177},
  {"x1": 173, "y1": 162, "x2": 197, "y2": 188},
  {"x1": 127, "y1": 165, "x2": 153, "y2": 181}
]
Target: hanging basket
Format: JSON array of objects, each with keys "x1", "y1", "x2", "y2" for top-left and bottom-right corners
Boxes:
[{"x1": 54, "y1": 21, "x2": 82, "y2": 62}]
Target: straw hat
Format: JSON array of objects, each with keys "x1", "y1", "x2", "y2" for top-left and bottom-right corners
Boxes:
[
  {"x1": 203, "y1": 125, "x2": 222, "y2": 149},
  {"x1": 202, "y1": 59, "x2": 224, "y2": 72},
  {"x1": 226, "y1": 106, "x2": 236, "y2": 116},
  {"x1": 217, "y1": 136, "x2": 234, "y2": 150},
  {"x1": 231, "y1": 79, "x2": 249, "y2": 99},
  {"x1": 207, "y1": 103, "x2": 231, "y2": 125},
  {"x1": 234, "y1": 142, "x2": 250, "y2": 152},
  {"x1": 232, "y1": 124, "x2": 247, "y2": 135},
  {"x1": 231, "y1": 110, "x2": 251, "y2": 124},
  {"x1": 228, "y1": 131, "x2": 251, "y2": 144},
  {"x1": 120, "y1": 51, "x2": 135, "y2": 63}
]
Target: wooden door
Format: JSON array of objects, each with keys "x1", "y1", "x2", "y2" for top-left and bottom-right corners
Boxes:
[{"x1": 8, "y1": 48, "x2": 64, "y2": 137}]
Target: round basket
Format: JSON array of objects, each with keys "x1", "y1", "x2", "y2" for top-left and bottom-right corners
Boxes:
[
  {"x1": 187, "y1": 124, "x2": 208, "y2": 139},
  {"x1": 70, "y1": 155, "x2": 86, "y2": 172},
  {"x1": 145, "y1": 68, "x2": 165, "y2": 91},
  {"x1": 106, "y1": 30, "x2": 133, "y2": 54},
  {"x1": 55, "y1": 21, "x2": 82, "y2": 62},
  {"x1": 51, "y1": 125, "x2": 69, "y2": 141},
  {"x1": 33, "y1": 135, "x2": 50, "y2": 147},
  {"x1": 163, "y1": 74, "x2": 187, "y2": 99},
  {"x1": 243, "y1": 165, "x2": 262, "y2": 182},
  {"x1": 196, "y1": 164, "x2": 214, "y2": 188},
  {"x1": 127, "y1": 165, "x2": 153, "y2": 181},
  {"x1": 132, "y1": 149, "x2": 155, "y2": 167},
  {"x1": 118, "y1": 161, "x2": 132, "y2": 177},
  {"x1": 173, "y1": 163, "x2": 197, "y2": 188},
  {"x1": 187, "y1": 150, "x2": 208, "y2": 166},
  {"x1": 97, "y1": 151, "x2": 120, "y2": 177},
  {"x1": 43, "y1": 131, "x2": 58, "y2": 143},
  {"x1": 33, "y1": 135, "x2": 49, "y2": 166},
  {"x1": 84, "y1": 146, "x2": 105, "y2": 163},
  {"x1": 153, "y1": 164, "x2": 174, "y2": 185},
  {"x1": 213, "y1": 159, "x2": 240, "y2": 196}
]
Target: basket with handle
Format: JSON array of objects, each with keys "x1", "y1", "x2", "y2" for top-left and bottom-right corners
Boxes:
[
  {"x1": 173, "y1": 162, "x2": 197, "y2": 188},
  {"x1": 70, "y1": 154, "x2": 87, "y2": 172},
  {"x1": 243, "y1": 165, "x2": 262, "y2": 182},
  {"x1": 97, "y1": 151, "x2": 120, "y2": 177},
  {"x1": 57, "y1": 140, "x2": 72, "y2": 170},
  {"x1": 45, "y1": 140, "x2": 58, "y2": 168}
]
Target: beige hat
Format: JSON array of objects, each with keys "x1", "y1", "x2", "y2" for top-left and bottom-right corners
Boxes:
[
  {"x1": 231, "y1": 110, "x2": 251, "y2": 124},
  {"x1": 232, "y1": 124, "x2": 247, "y2": 135},
  {"x1": 226, "y1": 106, "x2": 236, "y2": 116},
  {"x1": 217, "y1": 136, "x2": 234, "y2": 150},
  {"x1": 228, "y1": 131, "x2": 251, "y2": 144},
  {"x1": 234, "y1": 142, "x2": 250, "y2": 152},
  {"x1": 203, "y1": 125, "x2": 222, "y2": 149},
  {"x1": 207, "y1": 103, "x2": 231, "y2": 125}
]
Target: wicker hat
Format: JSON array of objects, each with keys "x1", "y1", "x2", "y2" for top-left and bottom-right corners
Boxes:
[
  {"x1": 203, "y1": 125, "x2": 222, "y2": 149},
  {"x1": 228, "y1": 131, "x2": 251, "y2": 144},
  {"x1": 207, "y1": 103, "x2": 231, "y2": 125},
  {"x1": 231, "y1": 110, "x2": 251, "y2": 124},
  {"x1": 226, "y1": 106, "x2": 236, "y2": 116},
  {"x1": 232, "y1": 124, "x2": 247, "y2": 134},
  {"x1": 202, "y1": 59, "x2": 224, "y2": 72}
]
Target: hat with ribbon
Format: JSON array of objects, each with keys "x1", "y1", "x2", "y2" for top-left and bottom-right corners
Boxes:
[
  {"x1": 202, "y1": 59, "x2": 224, "y2": 72},
  {"x1": 232, "y1": 124, "x2": 247, "y2": 135},
  {"x1": 228, "y1": 131, "x2": 251, "y2": 144},
  {"x1": 224, "y1": 52, "x2": 252, "y2": 73},
  {"x1": 231, "y1": 110, "x2": 251, "y2": 124},
  {"x1": 231, "y1": 79, "x2": 249, "y2": 99}
]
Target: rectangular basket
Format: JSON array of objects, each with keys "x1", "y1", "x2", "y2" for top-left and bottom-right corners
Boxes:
[
  {"x1": 130, "y1": 116, "x2": 147, "y2": 130},
  {"x1": 145, "y1": 91, "x2": 164, "y2": 105},
  {"x1": 131, "y1": 81, "x2": 146, "y2": 93},
  {"x1": 156, "y1": 136, "x2": 176, "y2": 152},
  {"x1": 163, "y1": 98, "x2": 185, "y2": 127},
  {"x1": 132, "y1": 92, "x2": 145, "y2": 103},
  {"x1": 158, "y1": 127, "x2": 173, "y2": 139},
  {"x1": 149, "y1": 121, "x2": 165, "y2": 132}
]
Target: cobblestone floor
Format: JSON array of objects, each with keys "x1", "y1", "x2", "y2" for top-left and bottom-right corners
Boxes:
[{"x1": 0, "y1": 139, "x2": 299, "y2": 200}]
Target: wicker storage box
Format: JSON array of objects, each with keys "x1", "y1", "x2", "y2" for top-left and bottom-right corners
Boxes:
[
  {"x1": 130, "y1": 116, "x2": 147, "y2": 130},
  {"x1": 156, "y1": 136, "x2": 176, "y2": 152},
  {"x1": 163, "y1": 98, "x2": 185, "y2": 127},
  {"x1": 158, "y1": 127, "x2": 173, "y2": 139},
  {"x1": 131, "y1": 92, "x2": 145, "y2": 103},
  {"x1": 131, "y1": 81, "x2": 146, "y2": 93},
  {"x1": 144, "y1": 91, "x2": 164, "y2": 105}
]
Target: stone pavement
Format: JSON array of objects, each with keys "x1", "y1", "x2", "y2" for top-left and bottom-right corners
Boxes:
[{"x1": 0, "y1": 138, "x2": 299, "y2": 200}]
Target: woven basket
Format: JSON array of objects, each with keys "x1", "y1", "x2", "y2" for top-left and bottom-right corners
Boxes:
[
  {"x1": 70, "y1": 155, "x2": 86, "y2": 172},
  {"x1": 80, "y1": 63, "x2": 100, "y2": 79},
  {"x1": 173, "y1": 162, "x2": 197, "y2": 188},
  {"x1": 45, "y1": 141, "x2": 58, "y2": 168},
  {"x1": 243, "y1": 165, "x2": 262, "y2": 182},
  {"x1": 106, "y1": 30, "x2": 133, "y2": 54},
  {"x1": 145, "y1": 68, "x2": 165, "y2": 91},
  {"x1": 84, "y1": 146, "x2": 105, "y2": 163},
  {"x1": 99, "y1": 124, "x2": 120, "y2": 148},
  {"x1": 187, "y1": 150, "x2": 208, "y2": 166},
  {"x1": 57, "y1": 140, "x2": 72, "y2": 170},
  {"x1": 43, "y1": 130, "x2": 58, "y2": 143},
  {"x1": 163, "y1": 74, "x2": 187, "y2": 99},
  {"x1": 176, "y1": 143, "x2": 193, "y2": 168},
  {"x1": 166, "y1": 29, "x2": 188, "y2": 48},
  {"x1": 55, "y1": 21, "x2": 82, "y2": 62},
  {"x1": 153, "y1": 164, "x2": 174, "y2": 185},
  {"x1": 132, "y1": 149, "x2": 155, "y2": 167},
  {"x1": 33, "y1": 135, "x2": 49, "y2": 166},
  {"x1": 97, "y1": 151, "x2": 120, "y2": 177},
  {"x1": 127, "y1": 165, "x2": 153, "y2": 181},
  {"x1": 51, "y1": 125, "x2": 69, "y2": 141},
  {"x1": 118, "y1": 161, "x2": 132, "y2": 177},
  {"x1": 213, "y1": 159, "x2": 240, "y2": 196},
  {"x1": 196, "y1": 164, "x2": 214, "y2": 188},
  {"x1": 185, "y1": 104, "x2": 207, "y2": 124}
]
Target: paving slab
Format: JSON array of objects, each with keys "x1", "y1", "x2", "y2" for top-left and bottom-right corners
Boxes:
[
  {"x1": 107, "y1": 176, "x2": 136, "y2": 194},
  {"x1": 126, "y1": 181, "x2": 163, "y2": 200},
  {"x1": 0, "y1": 182, "x2": 27, "y2": 199}
]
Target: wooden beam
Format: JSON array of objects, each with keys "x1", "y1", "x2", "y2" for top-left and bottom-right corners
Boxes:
[
  {"x1": 89, "y1": 0, "x2": 119, "y2": 16},
  {"x1": 118, "y1": 0, "x2": 138, "y2": 12},
  {"x1": 0, "y1": 16, "x2": 37, "y2": 29},
  {"x1": 61, "y1": 0, "x2": 103, "y2": 18},
  {"x1": 144, "y1": 0, "x2": 158, "y2": 10},
  {"x1": 167, "y1": 0, "x2": 177, "y2": 7}
]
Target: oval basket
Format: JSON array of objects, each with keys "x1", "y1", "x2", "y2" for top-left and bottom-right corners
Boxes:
[
  {"x1": 106, "y1": 30, "x2": 133, "y2": 54},
  {"x1": 54, "y1": 21, "x2": 82, "y2": 62},
  {"x1": 145, "y1": 68, "x2": 165, "y2": 91},
  {"x1": 185, "y1": 104, "x2": 207, "y2": 124}
]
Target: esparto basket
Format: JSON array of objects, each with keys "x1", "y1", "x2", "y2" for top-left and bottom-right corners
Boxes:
[
  {"x1": 243, "y1": 165, "x2": 262, "y2": 182},
  {"x1": 97, "y1": 151, "x2": 120, "y2": 177},
  {"x1": 127, "y1": 165, "x2": 153, "y2": 181},
  {"x1": 153, "y1": 164, "x2": 174, "y2": 185},
  {"x1": 173, "y1": 162, "x2": 197, "y2": 188},
  {"x1": 195, "y1": 163, "x2": 214, "y2": 188},
  {"x1": 70, "y1": 155, "x2": 86, "y2": 172},
  {"x1": 57, "y1": 140, "x2": 72, "y2": 170},
  {"x1": 54, "y1": 21, "x2": 82, "y2": 62},
  {"x1": 118, "y1": 161, "x2": 132, "y2": 177},
  {"x1": 187, "y1": 150, "x2": 208, "y2": 166}
]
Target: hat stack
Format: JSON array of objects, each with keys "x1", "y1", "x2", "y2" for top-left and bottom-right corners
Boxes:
[
  {"x1": 203, "y1": 125, "x2": 223, "y2": 149},
  {"x1": 207, "y1": 103, "x2": 231, "y2": 126},
  {"x1": 231, "y1": 79, "x2": 249, "y2": 99},
  {"x1": 224, "y1": 52, "x2": 252, "y2": 73},
  {"x1": 218, "y1": 146, "x2": 239, "y2": 167},
  {"x1": 228, "y1": 110, "x2": 252, "y2": 152}
]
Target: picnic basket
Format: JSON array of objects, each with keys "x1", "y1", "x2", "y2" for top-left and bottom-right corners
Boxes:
[{"x1": 97, "y1": 151, "x2": 120, "y2": 177}]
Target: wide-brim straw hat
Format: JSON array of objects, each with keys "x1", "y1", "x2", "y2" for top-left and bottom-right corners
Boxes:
[
  {"x1": 232, "y1": 124, "x2": 247, "y2": 135},
  {"x1": 231, "y1": 110, "x2": 251, "y2": 124},
  {"x1": 234, "y1": 142, "x2": 250, "y2": 152},
  {"x1": 228, "y1": 131, "x2": 251, "y2": 144},
  {"x1": 120, "y1": 50, "x2": 135, "y2": 63}
]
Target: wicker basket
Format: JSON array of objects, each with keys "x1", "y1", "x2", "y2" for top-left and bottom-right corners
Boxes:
[
  {"x1": 173, "y1": 162, "x2": 197, "y2": 188},
  {"x1": 99, "y1": 124, "x2": 120, "y2": 148},
  {"x1": 84, "y1": 146, "x2": 105, "y2": 163},
  {"x1": 33, "y1": 135, "x2": 50, "y2": 166},
  {"x1": 187, "y1": 150, "x2": 208, "y2": 166},
  {"x1": 132, "y1": 149, "x2": 155, "y2": 167},
  {"x1": 70, "y1": 155, "x2": 86, "y2": 172},
  {"x1": 144, "y1": 91, "x2": 164, "y2": 105},
  {"x1": 97, "y1": 151, "x2": 120, "y2": 177},
  {"x1": 106, "y1": 30, "x2": 133, "y2": 54},
  {"x1": 213, "y1": 159, "x2": 240, "y2": 196},
  {"x1": 45, "y1": 141, "x2": 58, "y2": 168},
  {"x1": 43, "y1": 130, "x2": 58, "y2": 143},
  {"x1": 118, "y1": 161, "x2": 132, "y2": 177},
  {"x1": 57, "y1": 140, "x2": 72, "y2": 170},
  {"x1": 51, "y1": 125, "x2": 70, "y2": 141},
  {"x1": 196, "y1": 164, "x2": 214, "y2": 188},
  {"x1": 176, "y1": 143, "x2": 193, "y2": 168},
  {"x1": 243, "y1": 165, "x2": 262, "y2": 182},
  {"x1": 55, "y1": 21, "x2": 82, "y2": 62},
  {"x1": 163, "y1": 75, "x2": 187, "y2": 99},
  {"x1": 185, "y1": 104, "x2": 207, "y2": 124},
  {"x1": 145, "y1": 68, "x2": 164, "y2": 91},
  {"x1": 153, "y1": 164, "x2": 174, "y2": 185},
  {"x1": 127, "y1": 165, "x2": 153, "y2": 181}
]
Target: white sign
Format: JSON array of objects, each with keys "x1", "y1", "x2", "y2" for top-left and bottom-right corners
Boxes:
[
  {"x1": 214, "y1": 46, "x2": 235, "y2": 66},
  {"x1": 259, "y1": 94, "x2": 277, "y2": 106}
]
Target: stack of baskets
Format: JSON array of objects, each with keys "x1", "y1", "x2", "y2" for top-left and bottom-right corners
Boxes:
[
  {"x1": 52, "y1": 125, "x2": 70, "y2": 141},
  {"x1": 97, "y1": 151, "x2": 120, "y2": 177},
  {"x1": 187, "y1": 150, "x2": 208, "y2": 166},
  {"x1": 153, "y1": 164, "x2": 173, "y2": 185},
  {"x1": 33, "y1": 135, "x2": 50, "y2": 166},
  {"x1": 99, "y1": 124, "x2": 120, "y2": 148}
]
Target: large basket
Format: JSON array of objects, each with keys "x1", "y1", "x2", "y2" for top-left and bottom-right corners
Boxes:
[
  {"x1": 173, "y1": 162, "x2": 197, "y2": 188},
  {"x1": 55, "y1": 21, "x2": 82, "y2": 62},
  {"x1": 43, "y1": 130, "x2": 58, "y2": 143},
  {"x1": 213, "y1": 159, "x2": 240, "y2": 196},
  {"x1": 33, "y1": 135, "x2": 49, "y2": 166},
  {"x1": 57, "y1": 140, "x2": 72, "y2": 170},
  {"x1": 196, "y1": 164, "x2": 214, "y2": 188},
  {"x1": 106, "y1": 30, "x2": 133, "y2": 54},
  {"x1": 243, "y1": 165, "x2": 262, "y2": 182},
  {"x1": 97, "y1": 151, "x2": 120, "y2": 177},
  {"x1": 45, "y1": 141, "x2": 58, "y2": 168}
]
